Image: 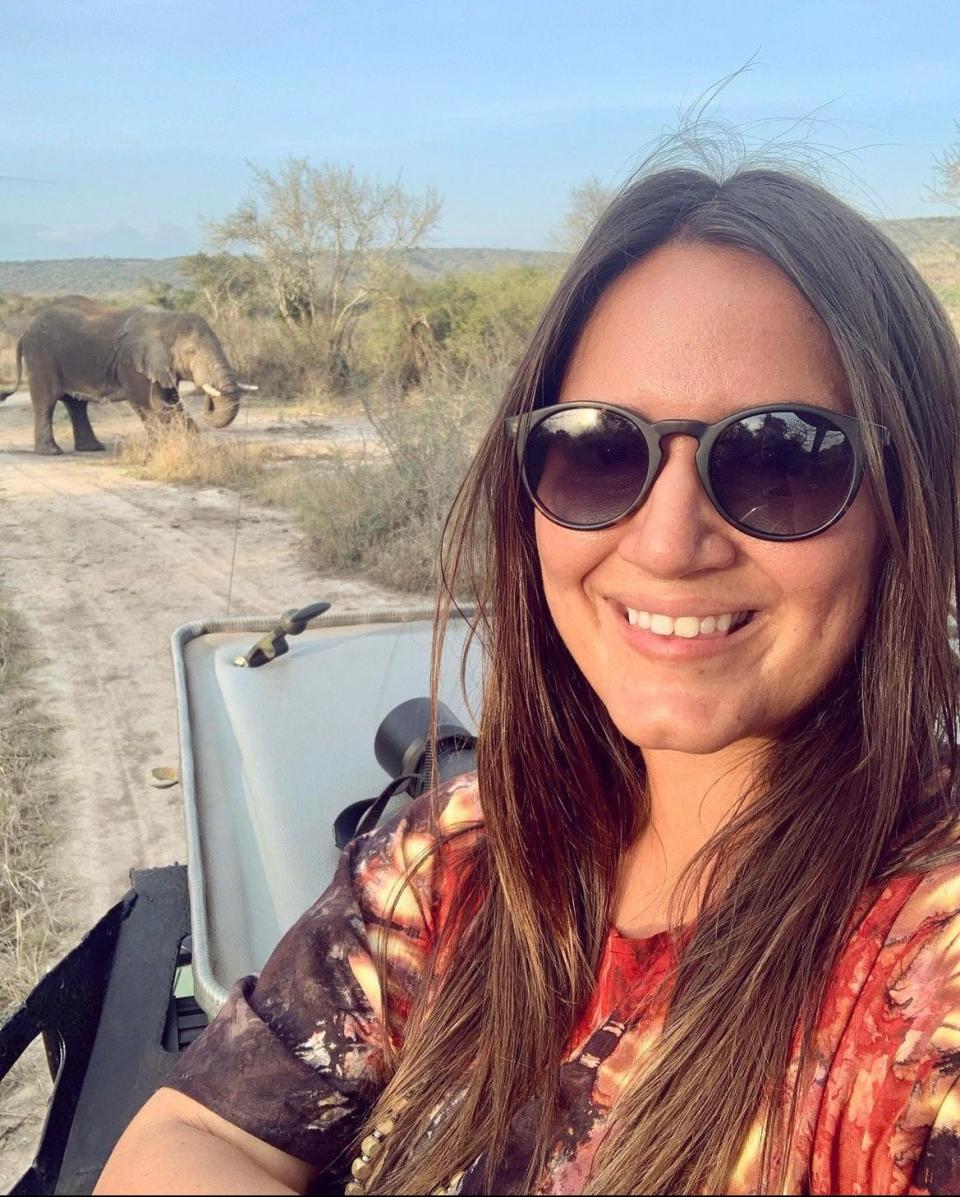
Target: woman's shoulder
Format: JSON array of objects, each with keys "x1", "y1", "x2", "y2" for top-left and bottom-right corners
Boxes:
[
  {"x1": 354, "y1": 770, "x2": 483, "y2": 860},
  {"x1": 822, "y1": 857, "x2": 960, "y2": 1069},
  {"x1": 883, "y1": 854, "x2": 960, "y2": 951},
  {"x1": 815, "y1": 859, "x2": 960, "y2": 1067},
  {"x1": 805, "y1": 858, "x2": 960, "y2": 1193},
  {"x1": 841, "y1": 856, "x2": 960, "y2": 987},
  {"x1": 875, "y1": 859, "x2": 960, "y2": 1021},
  {"x1": 433, "y1": 769, "x2": 484, "y2": 835},
  {"x1": 346, "y1": 771, "x2": 484, "y2": 932}
]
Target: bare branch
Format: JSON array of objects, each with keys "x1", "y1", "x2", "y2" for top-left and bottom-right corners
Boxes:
[
  {"x1": 550, "y1": 175, "x2": 618, "y2": 252},
  {"x1": 932, "y1": 121, "x2": 960, "y2": 208},
  {"x1": 207, "y1": 158, "x2": 443, "y2": 384}
]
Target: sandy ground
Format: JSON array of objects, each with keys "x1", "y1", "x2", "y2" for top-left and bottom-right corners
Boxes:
[{"x1": 0, "y1": 389, "x2": 413, "y2": 1186}]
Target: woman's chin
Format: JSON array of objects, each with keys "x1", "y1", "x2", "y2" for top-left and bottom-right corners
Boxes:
[{"x1": 608, "y1": 703, "x2": 761, "y2": 756}]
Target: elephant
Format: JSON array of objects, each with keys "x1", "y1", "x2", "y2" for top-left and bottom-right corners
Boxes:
[{"x1": 0, "y1": 296, "x2": 256, "y2": 454}]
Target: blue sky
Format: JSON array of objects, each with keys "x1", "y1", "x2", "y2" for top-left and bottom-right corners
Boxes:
[{"x1": 2, "y1": 0, "x2": 958, "y2": 259}]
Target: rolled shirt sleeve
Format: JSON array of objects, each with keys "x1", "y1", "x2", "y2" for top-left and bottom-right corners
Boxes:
[{"x1": 161, "y1": 776, "x2": 482, "y2": 1175}]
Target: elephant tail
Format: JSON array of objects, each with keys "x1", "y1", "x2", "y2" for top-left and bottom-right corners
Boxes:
[{"x1": 0, "y1": 339, "x2": 23, "y2": 401}]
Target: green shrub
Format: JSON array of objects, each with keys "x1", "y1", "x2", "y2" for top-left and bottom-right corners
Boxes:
[{"x1": 420, "y1": 264, "x2": 561, "y2": 373}]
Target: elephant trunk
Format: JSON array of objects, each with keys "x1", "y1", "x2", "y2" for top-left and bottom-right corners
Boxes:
[
  {"x1": 203, "y1": 391, "x2": 241, "y2": 428},
  {"x1": 192, "y1": 345, "x2": 242, "y2": 428}
]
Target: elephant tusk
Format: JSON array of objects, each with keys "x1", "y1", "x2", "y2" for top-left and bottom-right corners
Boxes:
[
  {"x1": 237, "y1": 383, "x2": 259, "y2": 392},
  {"x1": 201, "y1": 383, "x2": 222, "y2": 399}
]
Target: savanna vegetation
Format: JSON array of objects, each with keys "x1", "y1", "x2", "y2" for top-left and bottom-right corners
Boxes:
[{"x1": 71, "y1": 158, "x2": 566, "y2": 591}]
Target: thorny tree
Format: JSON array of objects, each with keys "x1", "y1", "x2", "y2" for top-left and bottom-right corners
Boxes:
[
  {"x1": 934, "y1": 121, "x2": 960, "y2": 208},
  {"x1": 551, "y1": 175, "x2": 617, "y2": 252},
  {"x1": 209, "y1": 157, "x2": 442, "y2": 386},
  {"x1": 179, "y1": 252, "x2": 264, "y2": 323}
]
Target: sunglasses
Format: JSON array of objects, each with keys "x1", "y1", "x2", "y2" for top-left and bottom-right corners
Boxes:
[{"x1": 504, "y1": 402, "x2": 890, "y2": 541}]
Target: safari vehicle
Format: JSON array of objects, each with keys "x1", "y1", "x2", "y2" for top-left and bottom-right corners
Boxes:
[{"x1": 0, "y1": 602, "x2": 480, "y2": 1195}]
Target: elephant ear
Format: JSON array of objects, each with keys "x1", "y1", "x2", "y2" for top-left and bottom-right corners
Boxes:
[{"x1": 116, "y1": 314, "x2": 178, "y2": 389}]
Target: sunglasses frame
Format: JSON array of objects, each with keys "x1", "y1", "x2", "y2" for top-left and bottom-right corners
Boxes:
[{"x1": 504, "y1": 401, "x2": 891, "y2": 542}]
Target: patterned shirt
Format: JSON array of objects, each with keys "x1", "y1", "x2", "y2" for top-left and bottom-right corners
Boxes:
[{"x1": 164, "y1": 773, "x2": 960, "y2": 1194}]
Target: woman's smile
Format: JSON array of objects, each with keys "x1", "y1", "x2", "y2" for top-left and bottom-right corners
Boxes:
[
  {"x1": 607, "y1": 596, "x2": 762, "y2": 660},
  {"x1": 623, "y1": 608, "x2": 753, "y2": 637}
]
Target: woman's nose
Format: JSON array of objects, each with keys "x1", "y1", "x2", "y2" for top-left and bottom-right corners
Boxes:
[{"x1": 614, "y1": 436, "x2": 738, "y2": 576}]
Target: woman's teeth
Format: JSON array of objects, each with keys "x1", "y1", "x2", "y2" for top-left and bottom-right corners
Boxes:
[{"x1": 625, "y1": 609, "x2": 752, "y2": 638}]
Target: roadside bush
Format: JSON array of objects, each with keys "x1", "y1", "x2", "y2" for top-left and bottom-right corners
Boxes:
[
  {"x1": 268, "y1": 450, "x2": 425, "y2": 584},
  {"x1": 265, "y1": 368, "x2": 502, "y2": 592},
  {"x1": 137, "y1": 279, "x2": 198, "y2": 311}
]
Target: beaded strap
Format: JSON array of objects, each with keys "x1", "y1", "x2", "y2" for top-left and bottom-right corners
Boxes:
[
  {"x1": 344, "y1": 1098, "x2": 465, "y2": 1195},
  {"x1": 345, "y1": 1098, "x2": 407, "y2": 1195}
]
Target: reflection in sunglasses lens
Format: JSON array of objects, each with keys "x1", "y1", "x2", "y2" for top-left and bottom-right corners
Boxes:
[
  {"x1": 710, "y1": 411, "x2": 855, "y2": 536},
  {"x1": 526, "y1": 409, "x2": 649, "y2": 526}
]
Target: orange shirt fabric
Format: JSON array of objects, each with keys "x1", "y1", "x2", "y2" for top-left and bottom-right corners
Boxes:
[{"x1": 165, "y1": 773, "x2": 960, "y2": 1194}]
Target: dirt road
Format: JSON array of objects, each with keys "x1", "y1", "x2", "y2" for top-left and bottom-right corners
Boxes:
[{"x1": 0, "y1": 391, "x2": 412, "y2": 931}]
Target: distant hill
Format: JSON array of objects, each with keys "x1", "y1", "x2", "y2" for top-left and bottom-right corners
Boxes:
[
  {"x1": 0, "y1": 219, "x2": 956, "y2": 297},
  {"x1": 403, "y1": 247, "x2": 568, "y2": 278},
  {"x1": 0, "y1": 248, "x2": 569, "y2": 297},
  {"x1": 0, "y1": 257, "x2": 188, "y2": 296}
]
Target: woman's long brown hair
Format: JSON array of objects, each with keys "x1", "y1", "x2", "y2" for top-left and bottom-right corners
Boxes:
[{"x1": 358, "y1": 166, "x2": 960, "y2": 1194}]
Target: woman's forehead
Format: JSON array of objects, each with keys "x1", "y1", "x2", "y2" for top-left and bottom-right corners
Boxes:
[{"x1": 560, "y1": 242, "x2": 851, "y2": 421}]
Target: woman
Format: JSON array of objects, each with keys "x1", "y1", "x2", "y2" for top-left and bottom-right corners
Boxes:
[{"x1": 97, "y1": 165, "x2": 960, "y2": 1195}]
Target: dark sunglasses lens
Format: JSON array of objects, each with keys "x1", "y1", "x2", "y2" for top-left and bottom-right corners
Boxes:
[
  {"x1": 524, "y1": 408, "x2": 649, "y2": 526},
  {"x1": 710, "y1": 410, "x2": 856, "y2": 536}
]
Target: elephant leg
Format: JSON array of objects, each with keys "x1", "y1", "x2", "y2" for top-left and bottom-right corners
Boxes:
[
  {"x1": 28, "y1": 372, "x2": 63, "y2": 455},
  {"x1": 123, "y1": 379, "x2": 166, "y2": 447},
  {"x1": 128, "y1": 398, "x2": 162, "y2": 451},
  {"x1": 121, "y1": 371, "x2": 197, "y2": 441},
  {"x1": 155, "y1": 396, "x2": 198, "y2": 435},
  {"x1": 62, "y1": 395, "x2": 106, "y2": 452}
]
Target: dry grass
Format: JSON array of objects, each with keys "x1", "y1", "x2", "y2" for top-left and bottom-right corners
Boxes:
[
  {"x1": 914, "y1": 245, "x2": 960, "y2": 332},
  {"x1": 0, "y1": 580, "x2": 65, "y2": 1184},
  {"x1": 0, "y1": 605, "x2": 62, "y2": 1018},
  {"x1": 117, "y1": 423, "x2": 271, "y2": 488}
]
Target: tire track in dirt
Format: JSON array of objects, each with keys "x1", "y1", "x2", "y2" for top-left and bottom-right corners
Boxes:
[{"x1": 0, "y1": 394, "x2": 414, "y2": 932}]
